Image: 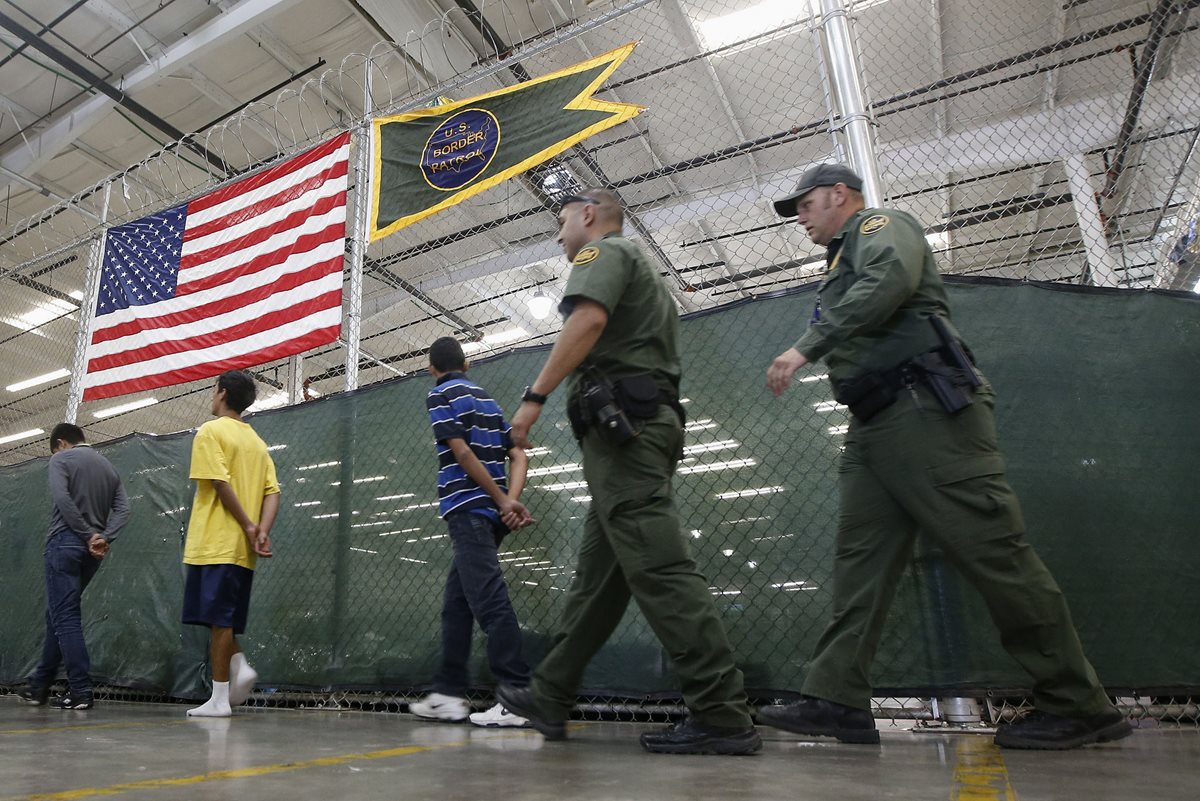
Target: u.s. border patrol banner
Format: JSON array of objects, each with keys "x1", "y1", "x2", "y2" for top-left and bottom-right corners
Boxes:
[{"x1": 369, "y1": 43, "x2": 642, "y2": 241}]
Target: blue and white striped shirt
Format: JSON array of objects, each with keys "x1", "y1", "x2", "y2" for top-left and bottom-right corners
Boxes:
[{"x1": 426, "y1": 373, "x2": 513, "y2": 520}]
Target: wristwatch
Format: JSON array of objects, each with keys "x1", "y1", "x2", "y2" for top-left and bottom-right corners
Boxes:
[{"x1": 522, "y1": 386, "x2": 548, "y2": 405}]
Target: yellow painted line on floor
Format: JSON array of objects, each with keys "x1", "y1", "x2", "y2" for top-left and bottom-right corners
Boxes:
[
  {"x1": 0, "y1": 720, "x2": 191, "y2": 736},
  {"x1": 3, "y1": 744, "x2": 446, "y2": 801},
  {"x1": 951, "y1": 737, "x2": 1017, "y2": 801}
]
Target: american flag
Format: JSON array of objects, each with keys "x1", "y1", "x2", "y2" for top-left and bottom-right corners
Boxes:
[{"x1": 81, "y1": 131, "x2": 351, "y2": 401}]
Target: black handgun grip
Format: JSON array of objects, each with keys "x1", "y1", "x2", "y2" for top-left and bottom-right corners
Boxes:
[{"x1": 930, "y1": 315, "x2": 982, "y2": 387}]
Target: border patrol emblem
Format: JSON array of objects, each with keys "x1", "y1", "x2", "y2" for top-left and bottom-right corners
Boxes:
[
  {"x1": 860, "y1": 214, "x2": 889, "y2": 235},
  {"x1": 573, "y1": 246, "x2": 600, "y2": 266},
  {"x1": 420, "y1": 108, "x2": 501, "y2": 192}
]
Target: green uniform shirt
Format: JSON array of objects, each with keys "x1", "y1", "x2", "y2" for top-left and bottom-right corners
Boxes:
[
  {"x1": 561, "y1": 232, "x2": 681, "y2": 395},
  {"x1": 794, "y1": 207, "x2": 963, "y2": 385}
]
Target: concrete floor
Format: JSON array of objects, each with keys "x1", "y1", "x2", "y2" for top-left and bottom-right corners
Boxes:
[{"x1": 1, "y1": 700, "x2": 1195, "y2": 801}]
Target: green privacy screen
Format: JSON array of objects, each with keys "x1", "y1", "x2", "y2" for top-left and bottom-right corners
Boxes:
[{"x1": 2, "y1": 279, "x2": 1197, "y2": 699}]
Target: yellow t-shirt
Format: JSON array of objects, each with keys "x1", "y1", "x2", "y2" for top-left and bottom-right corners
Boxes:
[{"x1": 183, "y1": 416, "x2": 280, "y2": 569}]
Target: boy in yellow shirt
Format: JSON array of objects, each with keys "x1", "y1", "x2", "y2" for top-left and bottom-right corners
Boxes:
[{"x1": 182, "y1": 370, "x2": 280, "y2": 717}]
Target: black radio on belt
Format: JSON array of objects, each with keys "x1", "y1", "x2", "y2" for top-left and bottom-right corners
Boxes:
[{"x1": 581, "y1": 375, "x2": 637, "y2": 443}]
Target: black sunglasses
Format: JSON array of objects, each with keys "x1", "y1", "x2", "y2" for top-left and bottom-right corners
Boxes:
[{"x1": 557, "y1": 194, "x2": 599, "y2": 212}]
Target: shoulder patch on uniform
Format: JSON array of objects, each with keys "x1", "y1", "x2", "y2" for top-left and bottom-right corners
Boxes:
[
  {"x1": 859, "y1": 214, "x2": 889, "y2": 235},
  {"x1": 573, "y1": 246, "x2": 600, "y2": 266}
]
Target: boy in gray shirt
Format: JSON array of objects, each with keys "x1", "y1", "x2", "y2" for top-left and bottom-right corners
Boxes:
[{"x1": 18, "y1": 423, "x2": 129, "y2": 710}]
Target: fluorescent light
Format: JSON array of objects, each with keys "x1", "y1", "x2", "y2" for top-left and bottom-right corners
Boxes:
[
  {"x1": 294, "y1": 501, "x2": 321, "y2": 507},
  {"x1": 683, "y1": 440, "x2": 739, "y2": 456},
  {"x1": 378, "y1": 527, "x2": 421, "y2": 537},
  {"x1": 6, "y1": 368, "x2": 70, "y2": 393},
  {"x1": 376, "y1": 493, "x2": 415, "y2": 501},
  {"x1": 799, "y1": 374, "x2": 828, "y2": 383},
  {"x1": 0, "y1": 427, "x2": 44, "y2": 445},
  {"x1": 828, "y1": 424, "x2": 849, "y2": 435},
  {"x1": 716, "y1": 486, "x2": 784, "y2": 500},
  {"x1": 697, "y1": 0, "x2": 806, "y2": 53},
  {"x1": 1, "y1": 298, "x2": 77, "y2": 332},
  {"x1": 93, "y1": 397, "x2": 158, "y2": 418},
  {"x1": 267, "y1": 444, "x2": 288, "y2": 451},
  {"x1": 297, "y1": 461, "x2": 340, "y2": 471},
  {"x1": 464, "y1": 328, "x2": 529, "y2": 353},
  {"x1": 349, "y1": 547, "x2": 378, "y2": 554},
  {"x1": 812, "y1": 401, "x2": 844, "y2": 412},
  {"x1": 685, "y1": 419, "x2": 716, "y2": 432},
  {"x1": 525, "y1": 447, "x2": 552, "y2": 456},
  {"x1": 526, "y1": 462, "x2": 581, "y2": 477},
  {"x1": 535, "y1": 480, "x2": 589, "y2": 492},
  {"x1": 678, "y1": 458, "x2": 756, "y2": 475}
]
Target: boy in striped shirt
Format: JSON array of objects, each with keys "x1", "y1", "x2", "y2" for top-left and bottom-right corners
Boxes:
[{"x1": 410, "y1": 337, "x2": 534, "y2": 727}]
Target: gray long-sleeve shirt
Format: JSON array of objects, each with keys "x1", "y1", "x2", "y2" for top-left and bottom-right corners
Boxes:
[{"x1": 48, "y1": 444, "x2": 130, "y2": 544}]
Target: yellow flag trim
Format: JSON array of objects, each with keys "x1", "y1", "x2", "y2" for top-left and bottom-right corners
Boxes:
[{"x1": 369, "y1": 42, "x2": 643, "y2": 242}]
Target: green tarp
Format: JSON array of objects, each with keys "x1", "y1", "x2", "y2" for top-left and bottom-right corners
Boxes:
[{"x1": 2, "y1": 279, "x2": 1196, "y2": 699}]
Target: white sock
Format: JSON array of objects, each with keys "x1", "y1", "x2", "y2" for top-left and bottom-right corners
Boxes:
[
  {"x1": 187, "y1": 681, "x2": 232, "y2": 717},
  {"x1": 229, "y1": 653, "x2": 257, "y2": 706}
]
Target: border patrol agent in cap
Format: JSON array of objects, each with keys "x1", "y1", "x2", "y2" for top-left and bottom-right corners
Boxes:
[
  {"x1": 500, "y1": 188, "x2": 761, "y2": 756},
  {"x1": 759, "y1": 164, "x2": 1132, "y2": 751}
]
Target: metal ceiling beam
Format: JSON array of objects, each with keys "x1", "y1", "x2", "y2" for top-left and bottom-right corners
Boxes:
[
  {"x1": 0, "y1": 0, "x2": 306, "y2": 194},
  {"x1": 0, "y1": 9, "x2": 228, "y2": 173},
  {"x1": 0, "y1": 0, "x2": 90, "y2": 72}
]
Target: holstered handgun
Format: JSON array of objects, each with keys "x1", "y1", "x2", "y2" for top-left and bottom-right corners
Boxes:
[{"x1": 916, "y1": 316, "x2": 982, "y2": 413}]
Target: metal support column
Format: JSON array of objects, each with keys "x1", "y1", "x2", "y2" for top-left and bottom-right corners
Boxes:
[
  {"x1": 65, "y1": 181, "x2": 112, "y2": 424},
  {"x1": 1064, "y1": 153, "x2": 1122, "y2": 287},
  {"x1": 813, "y1": 0, "x2": 884, "y2": 207}
]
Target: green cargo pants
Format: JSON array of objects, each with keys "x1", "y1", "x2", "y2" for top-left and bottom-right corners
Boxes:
[
  {"x1": 802, "y1": 382, "x2": 1112, "y2": 718},
  {"x1": 530, "y1": 406, "x2": 753, "y2": 729}
]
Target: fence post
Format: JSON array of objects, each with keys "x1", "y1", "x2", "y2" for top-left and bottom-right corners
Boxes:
[
  {"x1": 345, "y1": 64, "x2": 374, "y2": 392},
  {"x1": 65, "y1": 181, "x2": 112, "y2": 424}
]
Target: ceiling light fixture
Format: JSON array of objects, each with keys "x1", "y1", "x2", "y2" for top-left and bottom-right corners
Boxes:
[
  {"x1": 0, "y1": 428, "x2": 45, "y2": 445},
  {"x1": 93, "y1": 397, "x2": 159, "y2": 419},
  {"x1": 6, "y1": 368, "x2": 71, "y2": 393},
  {"x1": 528, "y1": 288, "x2": 555, "y2": 320}
]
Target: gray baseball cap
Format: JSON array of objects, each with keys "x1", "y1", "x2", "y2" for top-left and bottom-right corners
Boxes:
[{"x1": 773, "y1": 163, "x2": 864, "y2": 218}]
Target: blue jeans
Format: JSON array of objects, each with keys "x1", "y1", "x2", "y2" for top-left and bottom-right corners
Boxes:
[
  {"x1": 433, "y1": 513, "x2": 530, "y2": 696},
  {"x1": 29, "y1": 530, "x2": 101, "y2": 694}
]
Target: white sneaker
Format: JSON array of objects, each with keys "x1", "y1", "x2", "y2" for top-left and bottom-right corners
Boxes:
[
  {"x1": 409, "y1": 693, "x2": 469, "y2": 722},
  {"x1": 469, "y1": 703, "x2": 528, "y2": 728}
]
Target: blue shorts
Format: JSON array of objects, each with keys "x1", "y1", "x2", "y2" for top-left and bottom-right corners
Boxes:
[{"x1": 182, "y1": 564, "x2": 254, "y2": 634}]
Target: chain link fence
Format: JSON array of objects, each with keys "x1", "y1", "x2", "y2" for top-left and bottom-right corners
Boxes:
[
  {"x1": 2, "y1": 282, "x2": 1198, "y2": 724},
  {"x1": 1, "y1": 0, "x2": 1198, "y2": 724}
]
